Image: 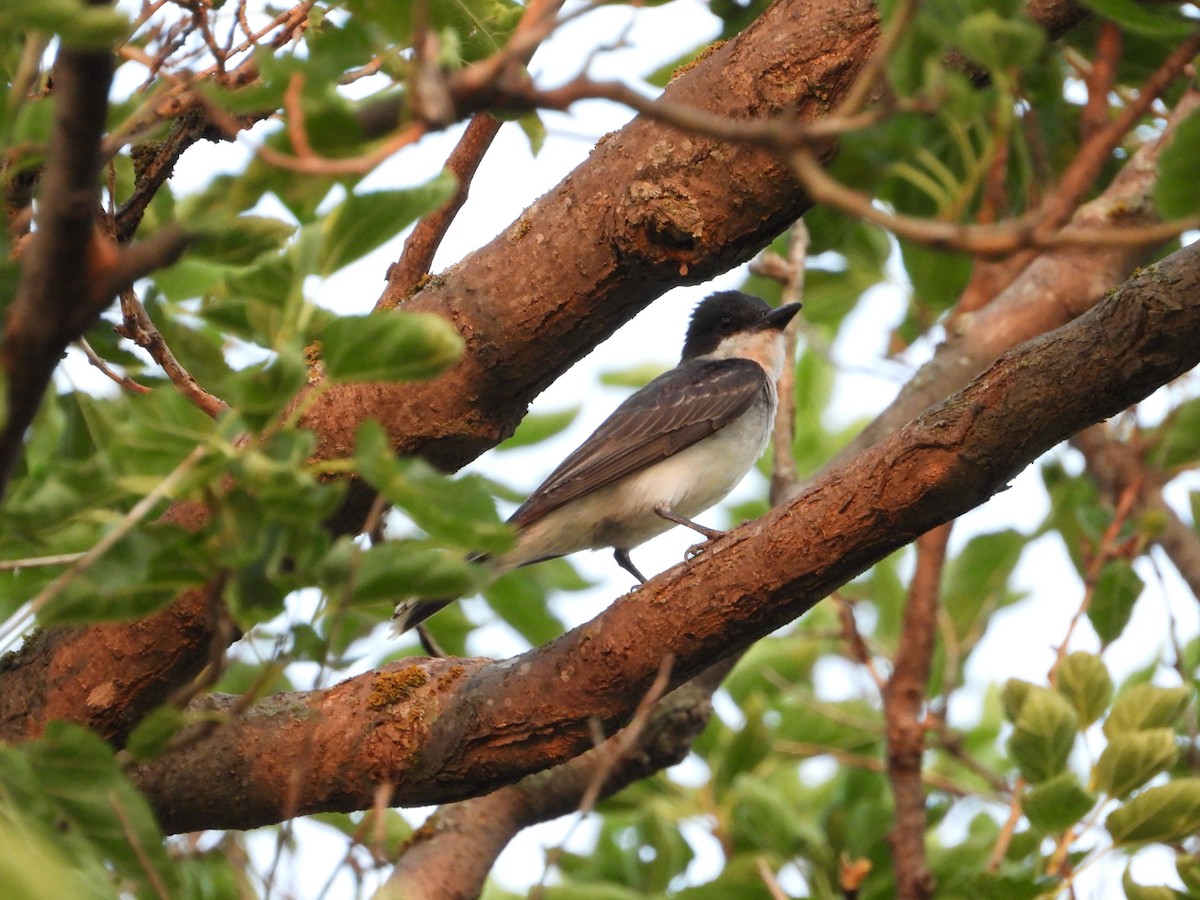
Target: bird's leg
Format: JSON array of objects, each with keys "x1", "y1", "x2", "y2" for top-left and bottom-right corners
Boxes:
[
  {"x1": 416, "y1": 624, "x2": 448, "y2": 658},
  {"x1": 653, "y1": 503, "x2": 725, "y2": 541},
  {"x1": 613, "y1": 548, "x2": 647, "y2": 584}
]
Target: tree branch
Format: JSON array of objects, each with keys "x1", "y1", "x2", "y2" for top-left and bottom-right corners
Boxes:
[
  {"x1": 884, "y1": 523, "x2": 951, "y2": 900},
  {"x1": 0, "y1": 0, "x2": 881, "y2": 744},
  {"x1": 381, "y1": 661, "x2": 733, "y2": 900},
  {"x1": 0, "y1": 40, "x2": 114, "y2": 497},
  {"x1": 377, "y1": 113, "x2": 503, "y2": 307},
  {"x1": 822, "y1": 87, "x2": 1200, "y2": 476},
  {"x1": 132, "y1": 239, "x2": 1200, "y2": 833},
  {"x1": 1071, "y1": 424, "x2": 1200, "y2": 603}
]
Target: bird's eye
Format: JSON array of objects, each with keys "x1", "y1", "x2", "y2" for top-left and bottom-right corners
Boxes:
[{"x1": 719, "y1": 316, "x2": 733, "y2": 330}]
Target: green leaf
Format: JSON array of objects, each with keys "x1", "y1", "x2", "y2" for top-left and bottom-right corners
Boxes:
[
  {"x1": 1149, "y1": 396, "x2": 1200, "y2": 468},
  {"x1": 223, "y1": 344, "x2": 309, "y2": 432},
  {"x1": 1121, "y1": 866, "x2": 1185, "y2": 900},
  {"x1": 957, "y1": 11, "x2": 1046, "y2": 73},
  {"x1": 1055, "y1": 651, "x2": 1113, "y2": 727},
  {"x1": 516, "y1": 110, "x2": 547, "y2": 155},
  {"x1": 1076, "y1": 0, "x2": 1198, "y2": 37},
  {"x1": 599, "y1": 362, "x2": 668, "y2": 389},
  {"x1": 1001, "y1": 678, "x2": 1037, "y2": 722},
  {"x1": 1006, "y1": 685, "x2": 1078, "y2": 784},
  {"x1": 710, "y1": 700, "x2": 775, "y2": 795},
  {"x1": 0, "y1": 816, "x2": 104, "y2": 900},
  {"x1": 1021, "y1": 772, "x2": 1095, "y2": 833},
  {"x1": 25, "y1": 722, "x2": 172, "y2": 886},
  {"x1": 723, "y1": 634, "x2": 821, "y2": 706},
  {"x1": 943, "y1": 529, "x2": 1026, "y2": 638},
  {"x1": 1088, "y1": 559, "x2": 1143, "y2": 644},
  {"x1": 41, "y1": 524, "x2": 210, "y2": 625},
  {"x1": 1095, "y1": 729, "x2": 1179, "y2": 799},
  {"x1": 354, "y1": 421, "x2": 512, "y2": 553},
  {"x1": 1157, "y1": 111, "x2": 1200, "y2": 219},
  {"x1": 483, "y1": 569, "x2": 565, "y2": 647},
  {"x1": 0, "y1": 0, "x2": 130, "y2": 47},
  {"x1": 188, "y1": 215, "x2": 297, "y2": 266},
  {"x1": 897, "y1": 238, "x2": 972, "y2": 313},
  {"x1": 1104, "y1": 684, "x2": 1193, "y2": 738},
  {"x1": 351, "y1": 540, "x2": 483, "y2": 604},
  {"x1": 1106, "y1": 778, "x2": 1200, "y2": 845},
  {"x1": 318, "y1": 173, "x2": 457, "y2": 275},
  {"x1": 124, "y1": 706, "x2": 188, "y2": 761},
  {"x1": 728, "y1": 776, "x2": 807, "y2": 857},
  {"x1": 497, "y1": 407, "x2": 580, "y2": 451},
  {"x1": 319, "y1": 312, "x2": 463, "y2": 383},
  {"x1": 540, "y1": 885, "x2": 645, "y2": 900},
  {"x1": 1177, "y1": 854, "x2": 1200, "y2": 896}
]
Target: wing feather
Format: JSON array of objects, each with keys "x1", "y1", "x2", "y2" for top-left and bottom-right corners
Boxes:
[{"x1": 510, "y1": 358, "x2": 768, "y2": 528}]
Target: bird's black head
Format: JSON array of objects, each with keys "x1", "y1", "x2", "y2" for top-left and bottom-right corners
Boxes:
[{"x1": 680, "y1": 291, "x2": 799, "y2": 360}]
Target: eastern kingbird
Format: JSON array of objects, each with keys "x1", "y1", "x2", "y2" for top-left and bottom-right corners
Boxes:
[{"x1": 392, "y1": 290, "x2": 801, "y2": 634}]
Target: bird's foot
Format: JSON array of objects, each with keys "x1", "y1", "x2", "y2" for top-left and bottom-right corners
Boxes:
[
  {"x1": 684, "y1": 541, "x2": 708, "y2": 563},
  {"x1": 653, "y1": 503, "x2": 725, "y2": 541}
]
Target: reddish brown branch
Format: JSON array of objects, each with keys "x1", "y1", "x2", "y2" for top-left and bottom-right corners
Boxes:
[
  {"x1": 1080, "y1": 23, "x2": 1120, "y2": 143},
  {"x1": 0, "y1": 42, "x2": 115, "y2": 497},
  {"x1": 116, "y1": 110, "x2": 227, "y2": 241},
  {"x1": 130, "y1": 239, "x2": 1200, "y2": 833},
  {"x1": 884, "y1": 523, "x2": 951, "y2": 900},
  {"x1": 383, "y1": 660, "x2": 732, "y2": 900},
  {"x1": 0, "y1": 0, "x2": 878, "y2": 749},
  {"x1": 116, "y1": 289, "x2": 228, "y2": 419},
  {"x1": 1036, "y1": 27, "x2": 1200, "y2": 236},
  {"x1": 377, "y1": 113, "x2": 504, "y2": 309}
]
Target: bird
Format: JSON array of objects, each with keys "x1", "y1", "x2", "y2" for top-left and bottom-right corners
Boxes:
[{"x1": 391, "y1": 290, "x2": 801, "y2": 635}]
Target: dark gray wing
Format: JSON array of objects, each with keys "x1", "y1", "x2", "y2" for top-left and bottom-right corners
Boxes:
[{"x1": 510, "y1": 357, "x2": 768, "y2": 528}]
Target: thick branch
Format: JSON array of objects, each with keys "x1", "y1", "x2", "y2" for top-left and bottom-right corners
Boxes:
[
  {"x1": 382, "y1": 662, "x2": 732, "y2": 900},
  {"x1": 0, "y1": 0, "x2": 880, "y2": 743},
  {"x1": 305, "y1": 0, "x2": 879, "y2": 512},
  {"x1": 133, "y1": 240, "x2": 1200, "y2": 833},
  {"x1": 0, "y1": 42, "x2": 114, "y2": 496}
]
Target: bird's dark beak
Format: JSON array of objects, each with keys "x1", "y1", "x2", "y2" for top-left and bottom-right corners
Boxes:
[{"x1": 760, "y1": 302, "x2": 802, "y2": 331}]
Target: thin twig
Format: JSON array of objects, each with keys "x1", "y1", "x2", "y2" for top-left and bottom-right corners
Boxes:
[
  {"x1": 78, "y1": 336, "x2": 151, "y2": 394},
  {"x1": 532, "y1": 654, "x2": 675, "y2": 897},
  {"x1": 377, "y1": 113, "x2": 503, "y2": 309},
  {"x1": 0, "y1": 552, "x2": 86, "y2": 573},
  {"x1": 1049, "y1": 479, "x2": 1141, "y2": 679},
  {"x1": 757, "y1": 857, "x2": 790, "y2": 900},
  {"x1": 776, "y1": 740, "x2": 986, "y2": 798},
  {"x1": 109, "y1": 790, "x2": 172, "y2": 900},
  {"x1": 986, "y1": 780, "x2": 1026, "y2": 871},
  {"x1": 752, "y1": 222, "x2": 809, "y2": 504},
  {"x1": 116, "y1": 289, "x2": 228, "y2": 419}
]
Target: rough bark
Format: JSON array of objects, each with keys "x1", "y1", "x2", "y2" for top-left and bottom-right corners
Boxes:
[
  {"x1": 304, "y1": 0, "x2": 879, "y2": 509},
  {"x1": 0, "y1": 0, "x2": 881, "y2": 745},
  {"x1": 132, "y1": 239, "x2": 1200, "y2": 833}
]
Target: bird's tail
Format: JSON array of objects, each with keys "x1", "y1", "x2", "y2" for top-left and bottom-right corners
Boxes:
[
  {"x1": 390, "y1": 595, "x2": 455, "y2": 637},
  {"x1": 389, "y1": 551, "x2": 494, "y2": 638}
]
